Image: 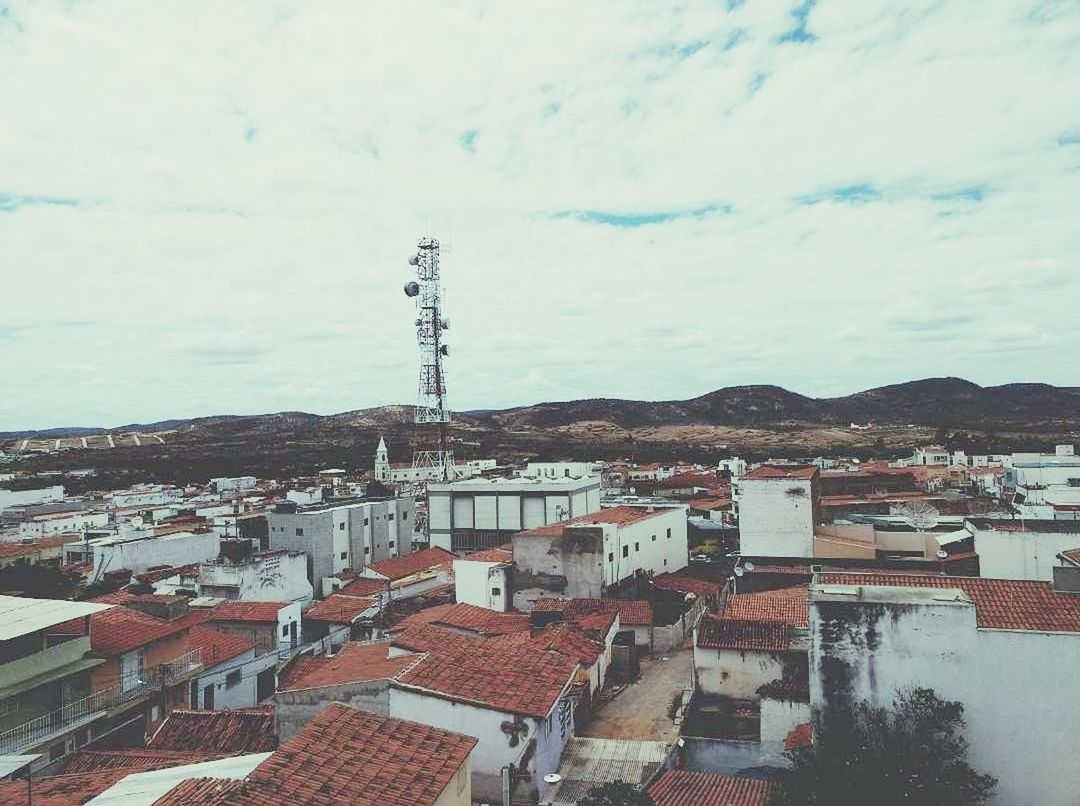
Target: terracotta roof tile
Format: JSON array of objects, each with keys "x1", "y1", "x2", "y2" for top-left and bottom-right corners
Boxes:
[
  {"x1": 459, "y1": 546, "x2": 514, "y2": 563},
  {"x1": 395, "y1": 642, "x2": 578, "y2": 718},
  {"x1": 155, "y1": 777, "x2": 248, "y2": 805},
  {"x1": 697, "y1": 616, "x2": 793, "y2": 652},
  {"x1": 653, "y1": 572, "x2": 723, "y2": 598},
  {"x1": 337, "y1": 576, "x2": 389, "y2": 597},
  {"x1": 721, "y1": 586, "x2": 808, "y2": 628},
  {"x1": 522, "y1": 624, "x2": 604, "y2": 665},
  {"x1": 532, "y1": 597, "x2": 653, "y2": 626},
  {"x1": 208, "y1": 601, "x2": 288, "y2": 623},
  {"x1": 0, "y1": 769, "x2": 154, "y2": 806},
  {"x1": 742, "y1": 464, "x2": 816, "y2": 481},
  {"x1": 517, "y1": 505, "x2": 673, "y2": 538},
  {"x1": 366, "y1": 548, "x2": 456, "y2": 581},
  {"x1": 304, "y1": 594, "x2": 378, "y2": 624},
  {"x1": 397, "y1": 602, "x2": 531, "y2": 636},
  {"x1": 819, "y1": 572, "x2": 1080, "y2": 632},
  {"x1": 278, "y1": 642, "x2": 415, "y2": 691},
  {"x1": 148, "y1": 707, "x2": 278, "y2": 753},
  {"x1": 647, "y1": 770, "x2": 775, "y2": 806},
  {"x1": 60, "y1": 748, "x2": 216, "y2": 774},
  {"x1": 187, "y1": 626, "x2": 254, "y2": 668},
  {"x1": 218, "y1": 703, "x2": 476, "y2": 806},
  {"x1": 390, "y1": 624, "x2": 485, "y2": 655},
  {"x1": 86, "y1": 606, "x2": 191, "y2": 656}
]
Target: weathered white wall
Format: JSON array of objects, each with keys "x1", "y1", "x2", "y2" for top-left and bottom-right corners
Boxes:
[
  {"x1": 18, "y1": 511, "x2": 109, "y2": 537},
  {"x1": 199, "y1": 552, "x2": 313, "y2": 604},
  {"x1": 390, "y1": 686, "x2": 568, "y2": 804},
  {"x1": 0, "y1": 485, "x2": 64, "y2": 513},
  {"x1": 760, "y1": 697, "x2": 811, "y2": 766},
  {"x1": 432, "y1": 759, "x2": 472, "y2": 806},
  {"x1": 739, "y1": 478, "x2": 816, "y2": 557},
  {"x1": 275, "y1": 679, "x2": 391, "y2": 740},
  {"x1": 601, "y1": 507, "x2": 689, "y2": 587},
  {"x1": 91, "y1": 531, "x2": 220, "y2": 579},
  {"x1": 454, "y1": 559, "x2": 510, "y2": 611},
  {"x1": 193, "y1": 648, "x2": 278, "y2": 710},
  {"x1": 810, "y1": 588, "x2": 1080, "y2": 806},
  {"x1": 973, "y1": 526, "x2": 1080, "y2": 581},
  {"x1": 694, "y1": 646, "x2": 789, "y2": 699}
]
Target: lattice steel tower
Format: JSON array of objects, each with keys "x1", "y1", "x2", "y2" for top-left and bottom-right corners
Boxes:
[{"x1": 403, "y1": 236, "x2": 455, "y2": 481}]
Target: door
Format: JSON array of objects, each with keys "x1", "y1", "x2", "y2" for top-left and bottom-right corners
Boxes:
[
  {"x1": 289, "y1": 621, "x2": 297, "y2": 648},
  {"x1": 203, "y1": 683, "x2": 214, "y2": 710}
]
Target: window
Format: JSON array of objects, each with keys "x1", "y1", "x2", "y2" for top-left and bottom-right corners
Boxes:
[
  {"x1": 666, "y1": 528, "x2": 672, "y2": 539},
  {"x1": 226, "y1": 670, "x2": 241, "y2": 688},
  {"x1": 607, "y1": 552, "x2": 614, "y2": 562},
  {"x1": 664, "y1": 559, "x2": 668, "y2": 566},
  {"x1": 622, "y1": 546, "x2": 629, "y2": 558},
  {"x1": 388, "y1": 513, "x2": 394, "y2": 521},
  {"x1": 388, "y1": 540, "x2": 395, "y2": 548},
  {"x1": 651, "y1": 534, "x2": 656, "y2": 542},
  {"x1": 338, "y1": 522, "x2": 345, "y2": 530},
  {"x1": 282, "y1": 624, "x2": 289, "y2": 637},
  {"x1": 340, "y1": 551, "x2": 347, "y2": 560},
  {"x1": 364, "y1": 518, "x2": 369, "y2": 526},
  {"x1": 364, "y1": 547, "x2": 370, "y2": 554},
  {"x1": 403, "y1": 512, "x2": 408, "y2": 520},
  {"x1": 634, "y1": 542, "x2": 640, "y2": 553},
  {"x1": 491, "y1": 587, "x2": 501, "y2": 596},
  {"x1": 295, "y1": 527, "x2": 304, "y2": 536}
]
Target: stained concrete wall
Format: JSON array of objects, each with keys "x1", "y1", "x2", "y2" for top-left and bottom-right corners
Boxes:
[{"x1": 275, "y1": 679, "x2": 391, "y2": 740}]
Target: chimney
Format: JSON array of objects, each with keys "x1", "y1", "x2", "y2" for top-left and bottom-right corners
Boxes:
[{"x1": 1052, "y1": 565, "x2": 1080, "y2": 593}]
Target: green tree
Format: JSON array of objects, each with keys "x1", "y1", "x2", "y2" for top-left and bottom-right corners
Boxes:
[
  {"x1": 771, "y1": 687, "x2": 996, "y2": 806},
  {"x1": 578, "y1": 781, "x2": 654, "y2": 806}
]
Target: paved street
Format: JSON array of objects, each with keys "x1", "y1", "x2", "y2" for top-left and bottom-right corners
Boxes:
[{"x1": 582, "y1": 642, "x2": 693, "y2": 741}]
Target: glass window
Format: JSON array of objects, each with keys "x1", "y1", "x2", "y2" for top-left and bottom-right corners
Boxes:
[
  {"x1": 340, "y1": 551, "x2": 347, "y2": 560},
  {"x1": 635, "y1": 542, "x2": 640, "y2": 552},
  {"x1": 622, "y1": 546, "x2": 628, "y2": 558},
  {"x1": 491, "y1": 587, "x2": 501, "y2": 596},
  {"x1": 295, "y1": 527, "x2": 304, "y2": 536}
]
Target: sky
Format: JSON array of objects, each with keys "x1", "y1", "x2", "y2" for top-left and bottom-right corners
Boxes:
[{"x1": 1, "y1": 1, "x2": 1078, "y2": 431}]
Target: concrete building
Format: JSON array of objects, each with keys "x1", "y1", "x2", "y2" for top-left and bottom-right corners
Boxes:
[
  {"x1": 107, "y1": 485, "x2": 183, "y2": 509},
  {"x1": 0, "y1": 596, "x2": 113, "y2": 764},
  {"x1": 17, "y1": 510, "x2": 109, "y2": 538},
  {"x1": 203, "y1": 600, "x2": 302, "y2": 656},
  {"x1": 375, "y1": 436, "x2": 495, "y2": 485},
  {"x1": 428, "y1": 475, "x2": 602, "y2": 553},
  {"x1": 209, "y1": 476, "x2": 257, "y2": 493},
  {"x1": 522, "y1": 461, "x2": 602, "y2": 479},
  {"x1": 717, "y1": 457, "x2": 748, "y2": 479},
  {"x1": 186, "y1": 626, "x2": 278, "y2": 709},
  {"x1": 454, "y1": 547, "x2": 514, "y2": 611},
  {"x1": 809, "y1": 570, "x2": 1080, "y2": 806},
  {"x1": 512, "y1": 505, "x2": 688, "y2": 609},
  {"x1": 71, "y1": 530, "x2": 221, "y2": 584},
  {"x1": 965, "y1": 517, "x2": 1080, "y2": 581},
  {"x1": 267, "y1": 497, "x2": 415, "y2": 592},
  {"x1": 0, "y1": 485, "x2": 64, "y2": 514},
  {"x1": 198, "y1": 549, "x2": 313, "y2": 604},
  {"x1": 738, "y1": 465, "x2": 820, "y2": 558},
  {"x1": 1006, "y1": 447, "x2": 1080, "y2": 518}
]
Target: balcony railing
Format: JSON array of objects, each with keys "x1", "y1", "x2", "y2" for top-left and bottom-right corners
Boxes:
[{"x1": 0, "y1": 648, "x2": 203, "y2": 755}]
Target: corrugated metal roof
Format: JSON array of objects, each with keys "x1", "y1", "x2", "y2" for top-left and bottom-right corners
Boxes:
[
  {"x1": 83, "y1": 752, "x2": 271, "y2": 804},
  {"x1": 543, "y1": 738, "x2": 669, "y2": 805},
  {"x1": 0, "y1": 595, "x2": 113, "y2": 641}
]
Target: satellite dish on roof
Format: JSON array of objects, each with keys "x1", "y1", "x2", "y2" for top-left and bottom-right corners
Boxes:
[
  {"x1": 734, "y1": 566, "x2": 745, "y2": 577},
  {"x1": 408, "y1": 254, "x2": 419, "y2": 265},
  {"x1": 544, "y1": 774, "x2": 562, "y2": 784},
  {"x1": 936, "y1": 549, "x2": 949, "y2": 559},
  {"x1": 744, "y1": 561, "x2": 755, "y2": 572}
]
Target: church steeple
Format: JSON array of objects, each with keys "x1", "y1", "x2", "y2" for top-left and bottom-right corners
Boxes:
[{"x1": 374, "y1": 436, "x2": 390, "y2": 482}]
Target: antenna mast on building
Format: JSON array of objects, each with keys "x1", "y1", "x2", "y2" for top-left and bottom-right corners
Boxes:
[{"x1": 404, "y1": 236, "x2": 455, "y2": 482}]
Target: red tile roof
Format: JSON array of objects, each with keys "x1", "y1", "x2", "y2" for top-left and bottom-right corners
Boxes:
[
  {"x1": 337, "y1": 576, "x2": 389, "y2": 597},
  {"x1": 1060, "y1": 548, "x2": 1080, "y2": 566},
  {"x1": 304, "y1": 594, "x2": 377, "y2": 624},
  {"x1": 187, "y1": 626, "x2": 254, "y2": 668},
  {"x1": 366, "y1": 548, "x2": 456, "y2": 581},
  {"x1": 0, "y1": 769, "x2": 158, "y2": 806},
  {"x1": 396, "y1": 642, "x2": 578, "y2": 719},
  {"x1": 208, "y1": 601, "x2": 288, "y2": 623},
  {"x1": 459, "y1": 546, "x2": 514, "y2": 563},
  {"x1": 133, "y1": 563, "x2": 200, "y2": 585},
  {"x1": 697, "y1": 616, "x2": 793, "y2": 652},
  {"x1": 653, "y1": 572, "x2": 723, "y2": 598},
  {"x1": 721, "y1": 586, "x2": 808, "y2": 628},
  {"x1": 86, "y1": 606, "x2": 191, "y2": 656},
  {"x1": 647, "y1": 770, "x2": 775, "y2": 806},
  {"x1": 532, "y1": 597, "x2": 653, "y2": 626},
  {"x1": 155, "y1": 777, "x2": 248, "y2": 805},
  {"x1": 523, "y1": 623, "x2": 604, "y2": 665},
  {"x1": 60, "y1": 748, "x2": 216, "y2": 774},
  {"x1": 147, "y1": 707, "x2": 278, "y2": 753},
  {"x1": 689, "y1": 497, "x2": 733, "y2": 511},
  {"x1": 397, "y1": 602, "x2": 531, "y2": 636},
  {"x1": 742, "y1": 464, "x2": 816, "y2": 481},
  {"x1": 517, "y1": 505, "x2": 673, "y2": 538},
  {"x1": 224, "y1": 703, "x2": 476, "y2": 806},
  {"x1": 819, "y1": 572, "x2": 1080, "y2": 633},
  {"x1": 278, "y1": 642, "x2": 416, "y2": 691},
  {"x1": 391, "y1": 624, "x2": 486, "y2": 655}
]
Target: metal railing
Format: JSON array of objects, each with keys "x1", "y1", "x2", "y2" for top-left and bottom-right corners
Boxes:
[{"x1": 0, "y1": 649, "x2": 203, "y2": 755}]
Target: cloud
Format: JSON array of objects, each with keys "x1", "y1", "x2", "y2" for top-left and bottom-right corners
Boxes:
[{"x1": 0, "y1": 0, "x2": 1077, "y2": 429}]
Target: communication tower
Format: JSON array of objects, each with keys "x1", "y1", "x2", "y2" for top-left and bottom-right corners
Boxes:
[{"x1": 403, "y1": 237, "x2": 455, "y2": 482}]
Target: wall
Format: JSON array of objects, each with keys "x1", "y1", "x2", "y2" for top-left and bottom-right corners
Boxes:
[
  {"x1": 390, "y1": 686, "x2": 569, "y2": 804},
  {"x1": 974, "y1": 526, "x2": 1080, "y2": 581},
  {"x1": 694, "y1": 646, "x2": 789, "y2": 699},
  {"x1": 199, "y1": 552, "x2": 313, "y2": 604},
  {"x1": 602, "y1": 508, "x2": 689, "y2": 587},
  {"x1": 739, "y1": 478, "x2": 816, "y2": 557},
  {"x1": 0, "y1": 485, "x2": 64, "y2": 513},
  {"x1": 19, "y1": 511, "x2": 109, "y2": 537},
  {"x1": 193, "y1": 648, "x2": 263, "y2": 710},
  {"x1": 680, "y1": 737, "x2": 762, "y2": 774},
  {"x1": 432, "y1": 759, "x2": 472, "y2": 806},
  {"x1": 276, "y1": 679, "x2": 391, "y2": 740},
  {"x1": 91, "y1": 531, "x2": 220, "y2": 580},
  {"x1": 454, "y1": 559, "x2": 510, "y2": 611},
  {"x1": 810, "y1": 587, "x2": 1080, "y2": 806},
  {"x1": 759, "y1": 697, "x2": 810, "y2": 766}
]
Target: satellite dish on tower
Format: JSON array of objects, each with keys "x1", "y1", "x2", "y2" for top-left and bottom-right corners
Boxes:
[
  {"x1": 404, "y1": 281, "x2": 420, "y2": 297},
  {"x1": 408, "y1": 254, "x2": 419, "y2": 265},
  {"x1": 734, "y1": 566, "x2": 745, "y2": 577},
  {"x1": 744, "y1": 561, "x2": 755, "y2": 572}
]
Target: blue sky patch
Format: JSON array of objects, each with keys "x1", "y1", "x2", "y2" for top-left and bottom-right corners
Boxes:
[
  {"x1": 0, "y1": 193, "x2": 79, "y2": 212},
  {"x1": 796, "y1": 183, "x2": 880, "y2": 205},
  {"x1": 931, "y1": 185, "x2": 989, "y2": 203},
  {"x1": 553, "y1": 203, "x2": 731, "y2": 227},
  {"x1": 776, "y1": 0, "x2": 818, "y2": 44},
  {"x1": 459, "y1": 130, "x2": 478, "y2": 153},
  {"x1": 1058, "y1": 129, "x2": 1080, "y2": 146}
]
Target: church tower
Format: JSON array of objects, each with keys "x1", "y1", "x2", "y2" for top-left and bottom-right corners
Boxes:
[{"x1": 374, "y1": 436, "x2": 390, "y2": 483}]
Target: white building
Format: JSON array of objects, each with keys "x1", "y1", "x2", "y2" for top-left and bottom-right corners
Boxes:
[
  {"x1": 198, "y1": 549, "x2": 313, "y2": 604},
  {"x1": 738, "y1": 465, "x2": 820, "y2": 558},
  {"x1": 512, "y1": 505, "x2": 688, "y2": 609},
  {"x1": 267, "y1": 497, "x2": 414, "y2": 592},
  {"x1": 912, "y1": 445, "x2": 950, "y2": 466},
  {"x1": 521, "y1": 461, "x2": 602, "y2": 480},
  {"x1": 1006, "y1": 447, "x2": 1080, "y2": 517},
  {"x1": 717, "y1": 457, "x2": 748, "y2": 479},
  {"x1": 187, "y1": 626, "x2": 278, "y2": 709},
  {"x1": 72, "y1": 530, "x2": 221, "y2": 583},
  {"x1": 428, "y1": 475, "x2": 602, "y2": 553},
  {"x1": 0, "y1": 484, "x2": 64, "y2": 513},
  {"x1": 374, "y1": 436, "x2": 496, "y2": 485},
  {"x1": 17, "y1": 509, "x2": 109, "y2": 537},
  {"x1": 209, "y1": 476, "x2": 258, "y2": 493},
  {"x1": 965, "y1": 517, "x2": 1080, "y2": 581},
  {"x1": 107, "y1": 485, "x2": 183, "y2": 508},
  {"x1": 809, "y1": 571, "x2": 1080, "y2": 806},
  {"x1": 454, "y1": 547, "x2": 513, "y2": 611}
]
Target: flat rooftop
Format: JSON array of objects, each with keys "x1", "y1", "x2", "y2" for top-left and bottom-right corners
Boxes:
[{"x1": 0, "y1": 595, "x2": 113, "y2": 640}]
